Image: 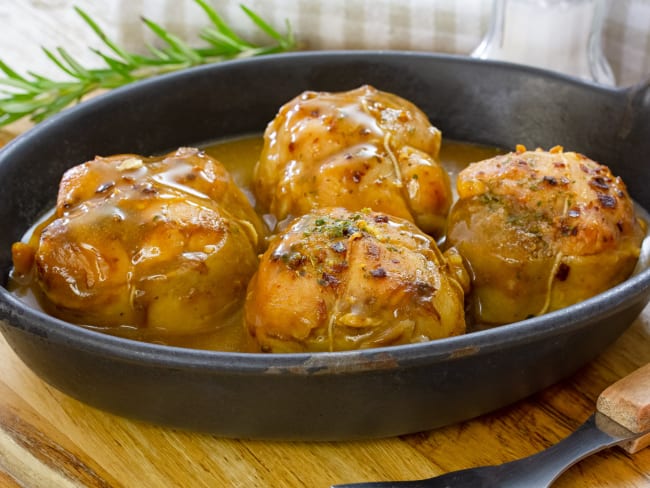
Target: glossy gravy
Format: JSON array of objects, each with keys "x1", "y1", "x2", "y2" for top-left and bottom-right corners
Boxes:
[{"x1": 9, "y1": 136, "x2": 502, "y2": 351}]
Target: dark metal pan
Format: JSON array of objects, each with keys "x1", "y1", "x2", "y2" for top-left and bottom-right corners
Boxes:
[{"x1": 0, "y1": 52, "x2": 649, "y2": 440}]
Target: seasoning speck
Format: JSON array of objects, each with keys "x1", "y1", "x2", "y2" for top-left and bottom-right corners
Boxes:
[
  {"x1": 330, "y1": 241, "x2": 347, "y2": 253},
  {"x1": 96, "y1": 181, "x2": 115, "y2": 194},
  {"x1": 116, "y1": 158, "x2": 143, "y2": 171},
  {"x1": 370, "y1": 267, "x2": 387, "y2": 278}
]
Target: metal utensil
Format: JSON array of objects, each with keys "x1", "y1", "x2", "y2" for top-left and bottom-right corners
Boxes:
[{"x1": 333, "y1": 363, "x2": 650, "y2": 487}]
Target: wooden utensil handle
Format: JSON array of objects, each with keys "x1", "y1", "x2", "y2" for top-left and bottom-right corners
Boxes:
[{"x1": 597, "y1": 363, "x2": 650, "y2": 453}]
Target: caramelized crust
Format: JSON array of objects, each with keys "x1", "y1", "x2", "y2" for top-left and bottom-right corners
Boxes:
[
  {"x1": 16, "y1": 148, "x2": 265, "y2": 336},
  {"x1": 447, "y1": 147, "x2": 645, "y2": 325},
  {"x1": 254, "y1": 85, "x2": 451, "y2": 237},
  {"x1": 245, "y1": 208, "x2": 468, "y2": 352}
]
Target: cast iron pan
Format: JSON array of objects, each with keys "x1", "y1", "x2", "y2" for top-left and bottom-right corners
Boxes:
[{"x1": 0, "y1": 52, "x2": 649, "y2": 440}]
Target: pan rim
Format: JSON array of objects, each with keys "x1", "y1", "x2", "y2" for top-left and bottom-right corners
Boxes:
[{"x1": 0, "y1": 50, "x2": 647, "y2": 374}]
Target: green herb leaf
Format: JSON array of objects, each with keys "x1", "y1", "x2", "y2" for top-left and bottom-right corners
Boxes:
[
  {"x1": 0, "y1": 59, "x2": 28, "y2": 82},
  {"x1": 74, "y1": 6, "x2": 136, "y2": 66},
  {"x1": 0, "y1": 0, "x2": 296, "y2": 128},
  {"x1": 241, "y1": 5, "x2": 290, "y2": 47},
  {"x1": 195, "y1": 0, "x2": 251, "y2": 48}
]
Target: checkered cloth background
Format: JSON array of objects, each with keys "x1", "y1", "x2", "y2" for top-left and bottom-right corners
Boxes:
[
  {"x1": 110, "y1": 0, "x2": 650, "y2": 87},
  {"x1": 1, "y1": 0, "x2": 649, "y2": 87}
]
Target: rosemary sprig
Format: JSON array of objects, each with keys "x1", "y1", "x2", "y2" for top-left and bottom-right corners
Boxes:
[{"x1": 0, "y1": 0, "x2": 295, "y2": 127}]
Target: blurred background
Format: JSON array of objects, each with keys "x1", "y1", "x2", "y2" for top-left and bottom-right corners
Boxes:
[{"x1": 0, "y1": 0, "x2": 648, "y2": 86}]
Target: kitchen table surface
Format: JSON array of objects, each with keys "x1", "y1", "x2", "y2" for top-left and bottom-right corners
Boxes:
[{"x1": 1, "y1": 2, "x2": 650, "y2": 487}]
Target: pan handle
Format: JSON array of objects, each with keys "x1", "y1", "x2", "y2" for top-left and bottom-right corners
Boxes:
[
  {"x1": 597, "y1": 362, "x2": 650, "y2": 453},
  {"x1": 616, "y1": 77, "x2": 650, "y2": 140},
  {"x1": 624, "y1": 77, "x2": 650, "y2": 109}
]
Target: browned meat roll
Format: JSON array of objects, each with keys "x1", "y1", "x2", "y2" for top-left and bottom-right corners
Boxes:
[
  {"x1": 254, "y1": 85, "x2": 452, "y2": 237},
  {"x1": 446, "y1": 145, "x2": 646, "y2": 325},
  {"x1": 12, "y1": 147, "x2": 265, "y2": 338},
  {"x1": 244, "y1": 207, "x2": 469, "y2": 352}
]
